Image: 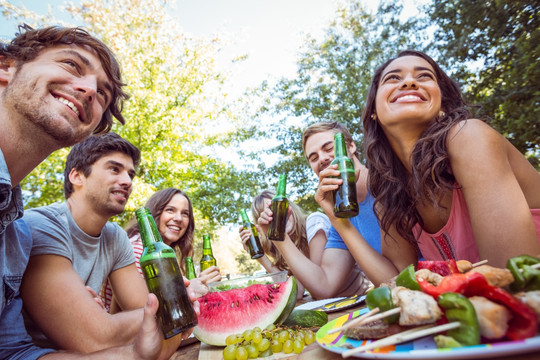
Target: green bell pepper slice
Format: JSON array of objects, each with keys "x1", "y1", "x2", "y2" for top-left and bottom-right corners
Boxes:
[
  {"x1": 507, "y1": 255, "x2": 540, "y2": 292},
  {"x1": 437, "y1": 292, "x2": 480, "y2": 347},
  {"x1": 365, "y1": 286, "x2": 399, "y2": 324},
  {"x1": 395, "y1": 264, "x2": 421, "y2": 291}
]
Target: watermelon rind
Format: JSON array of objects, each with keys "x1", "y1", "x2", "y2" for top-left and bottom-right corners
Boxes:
[{"x1": 193, "y1": 276, "x2": 297, "y2": 346}]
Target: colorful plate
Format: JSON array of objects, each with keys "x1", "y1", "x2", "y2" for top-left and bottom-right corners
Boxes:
[
  {"x1": 316, "y1": 308, "x2": 540, "y2": 359},
  {"x1": 296, "y1": 295, "x2": 366, "y2": 313}
]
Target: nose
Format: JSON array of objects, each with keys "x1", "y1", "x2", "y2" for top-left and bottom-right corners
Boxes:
[
  {"x1": 118, "y1": 171, "x2": 133, "y2": 190},
  {"x1": 74, "y1": 76, "x2": 98, "y2": 103},
  {"x1": 173, "y1": 212, "x2": 182, "y2": 221},
  {"x1": 400, "y1": 74, "x2": 418, "y2": 89}
]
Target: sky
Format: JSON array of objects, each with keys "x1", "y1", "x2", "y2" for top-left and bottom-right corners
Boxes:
[{"x1": 0, "y1": 0, "x2": 348, "y2": 90}]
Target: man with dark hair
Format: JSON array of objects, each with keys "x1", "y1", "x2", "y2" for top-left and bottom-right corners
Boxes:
[
  {"x1": 0, "y1": 25, "x2": 193, "y2": 359},
  {"x1": 22, "y1": 133, "x2": 190, "y2": 355}
]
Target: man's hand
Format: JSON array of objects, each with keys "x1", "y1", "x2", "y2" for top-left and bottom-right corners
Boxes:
[
  {"x1": 131, "y1": 294, "x2": 163, "y2": 360},
  {"x1": 315, "y1": 164, "x2": 341, "y2": 217},
  {"x1": 85, "y1": 286, "x2": 106, "y2": 310}
]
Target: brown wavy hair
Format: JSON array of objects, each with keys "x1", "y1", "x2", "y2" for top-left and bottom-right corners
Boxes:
[
  {"x1": 251, "y1": 190, "x2": 309, "y2": 273},
  {"x1": 126, "y1": 188, "x2": 194, "y2": 273},
  {"x1": 362, "y1": 50, "x2": 476, "y2": 244},
  {"x1": 1, "y1": 25, "x2": 128, "y2": 133}
]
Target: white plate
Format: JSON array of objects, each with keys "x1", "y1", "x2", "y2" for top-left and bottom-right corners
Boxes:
[
  {"x1": 296, "y1": 295, "x2": 365, "y2": 313},
  {"x1": 316, "y1": 308, "x2": 540, "y2": 359}
]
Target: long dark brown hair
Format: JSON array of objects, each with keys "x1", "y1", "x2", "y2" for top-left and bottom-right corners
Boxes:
[
  {"x1": 362, "y1": 50, "x2": 477, "y2": 244},
  {"x1": 126, "y1": 188, "x2": 194, "y2": 273}
]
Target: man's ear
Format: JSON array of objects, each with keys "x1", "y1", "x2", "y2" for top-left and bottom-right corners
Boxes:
[
  {"x1": 348, "y1": 141, "x2": 357, "y2": 155},
  {"x1": 0, "y1": 56, "x2": 15, "y2": 83},
  {"x1": 68, "y1": 168, "x2": 85, "y2": 188}
]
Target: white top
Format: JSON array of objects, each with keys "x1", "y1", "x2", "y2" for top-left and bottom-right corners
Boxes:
[{"x1": 306, "y1": 212, "x2": 331, "y2": 244}]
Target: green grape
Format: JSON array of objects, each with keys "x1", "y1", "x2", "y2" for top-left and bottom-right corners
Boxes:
[
  {"x1": 245, "y1": 344, "x2": 258, "y2": 359},
  {"x1": 265, "y1": 323, "x2": 276, "y2": 331},
  {"x1": 223, "y1": 344, "x2": 237, "y2": 360},
  {"x1": 242, "y1": 329, "x2": 253, "y2": 342},
  {"x1": 252, "y1": 331, "x2": 262, "y2": 344},
  {"x1": 225, "y1": 334, "x2": 238, "y2": 346},
  {"x1": 271, "y1": 333, "x2": 279, "y2": 342},
  {"x1": 304, "y1": 331, "x2": 315, "y2": 345},
  {"x1": 278, "y1": 330, "x2": 289, "y2": 343},
  {"x1": 253, "y1": 327, "x2": 261, "y2": 333},
  {"x1": 295, "y1": 331, "x2": 305, "y2": 342},
  {"x1": 282, "y1": 339, "x2": 293, "y2": 354},
  {"x1": 235, "y1": 346, "x2": 248, "y2": 360},
  {"x1": 257, "y1": 338, "x2": 270, "y2": 352},
  {"x1": 293, "y1": 339, "x2": 304, "y2": 354},
  {"x1": 270, "y1": 339, "x2": 282, "y2": 353},
  {"x1": 259, "y1": 348, "x2": 273, "y2": 357}
]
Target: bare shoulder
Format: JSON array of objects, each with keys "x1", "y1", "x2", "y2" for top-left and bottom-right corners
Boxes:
[{"x1": 446, "y1": 119, "x2": 505, "y2": 162}]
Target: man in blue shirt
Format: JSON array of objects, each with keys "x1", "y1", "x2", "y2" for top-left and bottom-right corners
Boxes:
[{"x1": 0, "y1": 25, "x2": 195, "y2": 359}]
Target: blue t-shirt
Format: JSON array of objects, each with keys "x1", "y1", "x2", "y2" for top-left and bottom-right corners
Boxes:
[
  {"x1": 325, "y1": 192, "x2": 381, "y2": 254},
  {"x1": 0, "y1": 149, "x2": 55, "y2": 360}
]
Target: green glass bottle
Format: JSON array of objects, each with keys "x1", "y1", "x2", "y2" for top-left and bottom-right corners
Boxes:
[
  {"x1": 185, "y1": 256, "x2": 196, "y2": 280},
  {"x1": 240, "y1": 209, "x2": 264, "y2": 259},
  {"x1": 136, "y1": 207, "x2": 197, "y2": 339},
  {"x1": 331, "y1": 132, "x2": 359, "y2": 218},
  {"x1": 267, "y1": 174, "x2": 289, "y2": 241},
  {"x1": 200, "y1": 234, "x2": 217, "y2": 272}
]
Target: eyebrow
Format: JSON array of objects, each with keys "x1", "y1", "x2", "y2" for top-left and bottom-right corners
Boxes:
[
  {"x1": 307, "y1": 140, "x2": 333, "y2": 160},
  {"x1": 382, "y1": 66, "x2": 435, "y2": 79},
  {"x1": 105, "y1": 159, "x2": 136, "y2": 177},
  {"x1": 57, "y1": 49, "x2": 113, "y2": 95}
]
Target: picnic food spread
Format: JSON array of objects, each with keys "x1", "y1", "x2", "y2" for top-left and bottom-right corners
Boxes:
[{"x1": 329, "y1": 256, "x2": 540, "y2": 357}]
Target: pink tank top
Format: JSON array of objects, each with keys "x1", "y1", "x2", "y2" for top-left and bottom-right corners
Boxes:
[{"x1": 414, "y1": 187, "x2": 540, "y2": 262}]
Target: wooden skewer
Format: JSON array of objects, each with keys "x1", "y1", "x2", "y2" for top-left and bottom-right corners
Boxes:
[
  {"x1": 519, "y1": 262, "x2": 540, "y2": 272},
  {"x1": 471, "y1": 259, "x2": 488, "y2": 267},
  {"x1": 329, "y1": 307, "x2": 402, "y2": 335},
  {"x1": 342, "y1": 321, "x2": 461, "y2": 358},
  {"x1": 327, "y1": 307, "x2": 380, "y2": 335}
]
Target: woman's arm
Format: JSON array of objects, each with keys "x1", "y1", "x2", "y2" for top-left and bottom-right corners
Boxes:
[
  {"x1": 315, "y1": 165, "x2": 416, "y2": 285},
  {"x1": 448, "y1": 119, "x2": 540, "y2": 268}
]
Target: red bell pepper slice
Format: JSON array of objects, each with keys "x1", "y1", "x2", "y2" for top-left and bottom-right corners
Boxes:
[
  {"x1": 417, "y1": 260, "x2": 460, "y2": 276},
  {"x1": 464, "y1": 271, "x2": 538, "y2": 341},
  {"x1": 417, "y1": 273, "x2": 468, "y2": 298}
]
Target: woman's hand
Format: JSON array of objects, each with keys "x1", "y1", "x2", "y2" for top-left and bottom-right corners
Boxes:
[
  {"x1": 199, "y1": 266, "x2": 222, "y2": 284},
  {"x1": 239, "y1": 226, "x2": 252, "y2": 252}
]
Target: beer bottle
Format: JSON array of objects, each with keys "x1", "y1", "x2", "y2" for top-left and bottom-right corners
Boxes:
[
  {"x1": 200, "y1": 234, "x2": 217, "y2": 272},
  {"x1": 136, "y1": 207, "x2": 197, "y2": 339},
  {"x1": 185, "y1": 256, "x2": 196, "y2": 280},
  {"x1": 267, "y1": 174, "x2": 289, "y2": 241},
  {"x1": 240, "y1": 209, "x2": 264, "y2": 259},
  {"x1": 331, "y1": 132, "x2": 359, "y2": 218}
]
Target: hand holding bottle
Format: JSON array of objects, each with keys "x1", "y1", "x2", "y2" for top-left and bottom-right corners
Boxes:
[
  {"x1": 315, "y1": 163, "x2": 342, "y2": 217},
  {"x1": 198, "y1": 265, "x2": 222, "y2": 284}
]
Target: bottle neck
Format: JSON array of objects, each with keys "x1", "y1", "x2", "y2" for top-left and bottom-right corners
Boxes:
[
  {"x1": 240, "y1": 209, "x2": 250, "y2": 223},
  {"x1": 202, "y1": 237, "x2": 213, "y2": 255},
  {"x1": 274, "y1": 174, "x2": 287, "y2": 198},
  {"x1": 136, "y1": 209, "x2": 162, "y2": 248},
  {"x1": 334, "y1": 133, "x2": 348, "y2": 158}
]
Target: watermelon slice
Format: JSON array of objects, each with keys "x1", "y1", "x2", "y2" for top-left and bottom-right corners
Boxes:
[{"x1": 193, "y1": 276, "x2": 297, "y2": 346}]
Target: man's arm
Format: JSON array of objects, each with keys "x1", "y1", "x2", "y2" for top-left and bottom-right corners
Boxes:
[
  {"x1": 272, "y1": 236, "x2": 355, "y2": 299},
  {"x1": 21, "y1": 254, "x2": 143, "y2": 353},
  {"x1": 107, "y1": 263, "x2": 149, "y2": 311},
  {"x1": 39, "y1": 294, "x2": 168, "y2": 360}
]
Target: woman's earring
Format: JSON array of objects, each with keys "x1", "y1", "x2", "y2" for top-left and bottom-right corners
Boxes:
[
  {"x1": 371, "y1": 113, "x2": 377, "y2": 120},
  {"x1": 439, "y1": 110, "x2": 446, "y2": 118}
]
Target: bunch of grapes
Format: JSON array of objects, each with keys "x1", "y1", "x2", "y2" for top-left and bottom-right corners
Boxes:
[{"x1": 222, "y1": 323, "x2": 316, "y2": 360}]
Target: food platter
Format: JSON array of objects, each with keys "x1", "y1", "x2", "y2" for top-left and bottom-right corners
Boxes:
[
  {"x1": 316, "y1": 308, "x2": 540, "y2": 359},
  {"x1": 295, "y1": 295, "x2": 366, "y2": 313}
]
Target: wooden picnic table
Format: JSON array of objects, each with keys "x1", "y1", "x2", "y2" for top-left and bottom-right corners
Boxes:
[{"x1": 171, "y1": 295, "x2": 540, "y2": 360}]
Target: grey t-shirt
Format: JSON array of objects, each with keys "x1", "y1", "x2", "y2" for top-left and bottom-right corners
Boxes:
[{"x1": 22, "y1": 202, "x2": 135, "y2": 348}]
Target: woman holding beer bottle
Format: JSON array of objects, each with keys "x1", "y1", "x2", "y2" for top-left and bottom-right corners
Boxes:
[
  {"x1": 103, "y1": 188, "x2": 221, "y2": 312},
  {"x1": 239, "y1": 189, "x2": 314, "y2": 299}
]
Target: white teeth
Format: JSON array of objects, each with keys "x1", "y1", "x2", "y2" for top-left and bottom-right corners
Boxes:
[
  {"x1": 397, "y1": 95, "x2": 422, "y2": 102},
  {"x1": 168, "y1": 225, "x2": 180, "y2": 231},
  {"x1": 56, "y1": 96, "x2": 80, "y2": 116}
]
